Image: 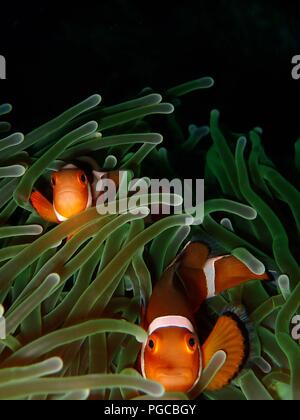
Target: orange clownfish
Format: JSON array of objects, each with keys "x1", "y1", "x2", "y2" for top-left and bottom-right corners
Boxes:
[
  {"x1": 140, "y1": 242, "x2": 270, "y2": 393},
  {"x1": 30, "y1": 164, "x2": 121, "y2": 223}
]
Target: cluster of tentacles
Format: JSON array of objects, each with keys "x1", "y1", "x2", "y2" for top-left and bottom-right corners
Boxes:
[{"x1": 0, "y1": 77, "x2": 299, "y2": 400}]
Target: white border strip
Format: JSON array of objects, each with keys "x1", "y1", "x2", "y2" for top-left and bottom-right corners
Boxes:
[
  {"x1": 203, "y1": 257, "x2": 224, "y2": 298},
  {"x1": 148, "y1": 315, "x2": 195, "y2": 335}
]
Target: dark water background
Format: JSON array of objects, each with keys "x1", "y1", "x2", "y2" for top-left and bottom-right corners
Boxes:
[{"x1": 1, "y1": 1, "x2": 300, "y2": 177}]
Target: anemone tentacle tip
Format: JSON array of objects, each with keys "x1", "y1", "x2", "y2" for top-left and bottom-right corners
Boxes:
[
  {"x1": 203, "y1": 76, "x2": 215, "y2": 86},
  {"x1": 211, "y1": 109, "x2": 220, "y2": 117},
  {"x1": 48, "y1": 357, "x2": 64, "y2": 371},
  {"x1": 238, "y1": 136, "x2": 247, "y2": 148},
  {"x1": 46, "y1": 273, "x2": 61, "y2": 286},
  {"x1": 91, "y1": 94, "x2": 102, "y2": 105},
  {"x1": 166, "y1": 103, "x2": 175, "y2": 114}
]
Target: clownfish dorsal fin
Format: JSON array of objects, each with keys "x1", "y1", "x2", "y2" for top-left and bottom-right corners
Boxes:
[
  {"x1": 179, "y1": 242, "x2": 210, "y2": 270},
  {"x1": 76, "y1": 156, "x2": 100, "y2": 171},
  {"x1": 164, "y1": 241, "x2": 209, "y2": 273},
  {"x1": 171, "y1": 242, "x2": 210, "y2": 311},
  {"x1": 202, "y1": 311, "x2": 249, "y2": 391},
  {"x1": 62, "y1": 164, "x2": 78, "y2": 170}
]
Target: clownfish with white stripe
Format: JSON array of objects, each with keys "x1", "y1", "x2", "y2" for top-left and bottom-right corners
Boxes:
[
  {"x1": 139, "y1": 242, "x2": 270, "y2": 393},
  {"x1": 30, "y1": 164, "x2": 121, "y2": 223}
]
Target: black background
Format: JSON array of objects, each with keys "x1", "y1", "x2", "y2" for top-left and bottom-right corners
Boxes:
[{"x1": 1, "y1": 1, "x2": 300, "y2": 168}]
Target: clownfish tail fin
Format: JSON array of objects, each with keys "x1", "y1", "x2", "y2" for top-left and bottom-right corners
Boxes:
[
  {"x1": 202, "y1": 305, "x2": 252, "y2": 392},
  {"x1": 214, "y1": 255, "x2": 271, "y2": 295}
]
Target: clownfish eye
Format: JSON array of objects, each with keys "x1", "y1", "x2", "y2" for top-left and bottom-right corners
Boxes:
[
  {"x1": 148, "y1": 339, "x2": 155, "y2": 349},
  {"x1": 186, "y1": 334, "x2": 197, "y2": 352},
  {"x1": 189, "y1": 338, "x2": 196, "y2": 348},
  {"x1": 147, "y1": 336, "x2": 156, "y2": 352},
  {"x1": 79, "y1": 173, "x2": 88, "y2": 185}
]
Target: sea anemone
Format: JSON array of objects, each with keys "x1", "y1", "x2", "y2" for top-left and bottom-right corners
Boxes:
[
  {"x1": 0, "y1": 77, "x2": 298, "y2": 400},
  {"x1": 0, "y1": 79, "x2": 210, "y2": 400},
  {"x1": 200, "y1": 111, "x2": 300, "y2": 400}
]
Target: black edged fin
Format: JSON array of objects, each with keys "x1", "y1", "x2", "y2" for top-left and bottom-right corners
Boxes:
[
  {"x1": 202, "y1": 305, "x2": 252, "y2": 391},
  {"x1": 190, "y1": 233, "x2": 227, "y2": 258}
]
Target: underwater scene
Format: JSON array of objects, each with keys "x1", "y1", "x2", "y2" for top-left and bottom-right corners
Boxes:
[{"x1": 1, "y1": 1, "x2": 300, "y2": 403}]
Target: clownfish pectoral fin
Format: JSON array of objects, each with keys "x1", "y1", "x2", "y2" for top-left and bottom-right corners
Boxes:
[
  {"x1": 202, "y1": 311, "x2": 249, "y2": 391},
  {"x1": 30, "y1": 191, "x2": 59, "y2": 223}
]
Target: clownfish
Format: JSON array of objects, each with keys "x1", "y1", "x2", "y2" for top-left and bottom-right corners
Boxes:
[
  {"x1": 140, "y1": 242, "x2": 270, "y2": 393},
  {"x1": 30, "y1": 164, "x2": 121, "y2": 223}
]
